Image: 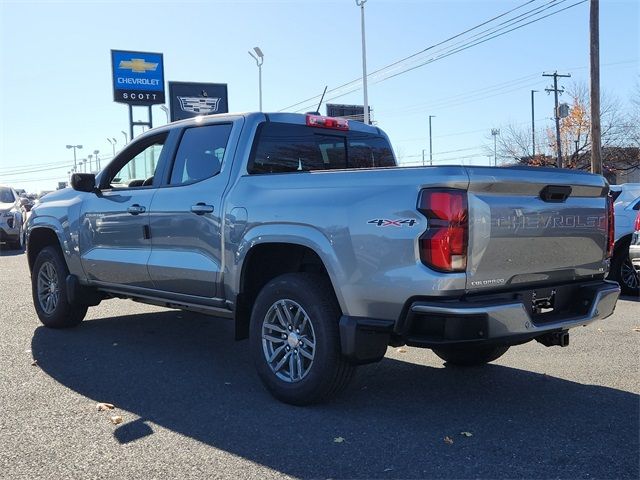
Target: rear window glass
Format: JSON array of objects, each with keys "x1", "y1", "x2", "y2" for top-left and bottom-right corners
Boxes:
[{"x1": 248, "y1": 122, "x2": 395, "y2": 174}]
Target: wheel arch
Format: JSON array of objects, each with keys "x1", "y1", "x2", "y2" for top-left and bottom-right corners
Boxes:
[
  {"x1": 233, "y1": 234, "x2": 346, "y2": 341},
  {"x1": 27, "y1": 226, "x2": 64, "y2": 273}
]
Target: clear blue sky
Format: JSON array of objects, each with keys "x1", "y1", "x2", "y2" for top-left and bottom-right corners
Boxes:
[{"x1": 1, "y1": 0, "x2": 638, "y2": 192}]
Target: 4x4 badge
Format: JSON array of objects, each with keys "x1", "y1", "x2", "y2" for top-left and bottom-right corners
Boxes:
[{"x1": 368, "y1": 219, "x2": 417, "y2": 227}]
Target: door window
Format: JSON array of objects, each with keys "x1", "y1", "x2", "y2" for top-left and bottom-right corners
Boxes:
[
  {"x1": 169, "y1": 124, "x2": 233, "y2": 185},
  {"x1": 103, "y1": 135, "x2": 167, "y2": 189}
]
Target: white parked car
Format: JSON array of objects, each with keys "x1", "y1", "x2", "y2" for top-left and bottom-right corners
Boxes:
[{"x1": 608, "y1": 184, "x2": 640, "y2": 295}]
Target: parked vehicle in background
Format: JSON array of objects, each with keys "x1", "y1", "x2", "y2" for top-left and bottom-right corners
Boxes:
[
  {"x1": 610, "y1": 183, "x2": 640, "y2": 205},
  {"x1": 26, "y1": 112, "x2": 620, "y2": 405},
  {"x1": 0, "y1": 185, "x2": 25, "y2": 250},
  {"x1": 628, "y1": 210, "x2": 640, "y2": 287},
  {"x1": 608, "y1": 192, "x2": 640, "y2": 295}
]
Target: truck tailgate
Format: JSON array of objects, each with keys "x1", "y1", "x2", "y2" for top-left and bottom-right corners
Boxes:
[{"x1": 465, "y1": 166, "x2": 609, "y2": 292}]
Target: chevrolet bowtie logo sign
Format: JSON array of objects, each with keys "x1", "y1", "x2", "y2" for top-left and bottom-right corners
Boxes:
[
  {"x1": 119, "y1": 58, "x2": 159, "y2": 73},
  {"x1": 112, "y1": 50, "x2": 165, "y2": 105}
]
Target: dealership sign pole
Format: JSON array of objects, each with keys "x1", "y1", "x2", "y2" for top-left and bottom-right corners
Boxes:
[{"x1": 111, "y1": 50, "x2": 165, "y2": 140}]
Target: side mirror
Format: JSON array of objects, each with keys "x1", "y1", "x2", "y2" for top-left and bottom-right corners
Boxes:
[{"x1": 71, "y1": 173, "x2": 97, "y2": 193}]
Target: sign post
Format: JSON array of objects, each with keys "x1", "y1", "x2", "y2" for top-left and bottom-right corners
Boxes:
[{"x1": 111, "y1": 50, "x2": 165, "y2": 140}]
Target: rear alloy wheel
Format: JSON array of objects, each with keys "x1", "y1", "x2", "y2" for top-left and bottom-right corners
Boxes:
[
  {"x1": 432, "y1": 344, "x2": 509, "y2": 366},
  {"x1": 619, "y1": 256, "x2": 639, "y2": 295},
  {"x1": 250, "y1": 273, "x2": 355, "y2": 405},
  {"x1": 610, "y1": 239, "x2": 639, "y2": 296},
  {"x1": 32, "y1": 246, "x2": 87, "y2": 328}
]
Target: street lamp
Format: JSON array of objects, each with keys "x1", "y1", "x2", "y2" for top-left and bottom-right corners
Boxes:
[
  {"x1": 491, "y1": 128, "x2": 501, "y2": 166},
  {"x1": 248, "y1": 46, "x2": 264, "y2": 111},
  {"x1": 66, "y1": 144, "x2": 82, "y2": 170},
  {"x1": 121, "y1": 131, "x2": 128, "y2": 144},
  {"x1": 106, "y1": 137, "x2": 117, "y2": 158},
  {"x1": 160, "y1": 105, "x2": 170, "y2": 123},
  {"x1": 87, "y1": 154, "x2": 93, "y2": 172},
  {"x1": 355, "y1": 0, "x2": 369, "y2": 125},
  {"x1": 93, "y1": 150, "x2": 100, "y2": 171}
]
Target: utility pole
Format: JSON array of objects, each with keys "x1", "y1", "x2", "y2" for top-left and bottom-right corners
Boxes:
[
  {"x1": 491, "y1": 128, "x2": 500, "y2": 166},
  {"x1": 422, "y1": 149, "x2": 426, "y2": 166},
  {"x1": 356, "y1": 0, "x2": 369, "y2": 125},
  {"x1": 531, "y1": 90, "x2": 538, "y2": 159},
  {"x1": 428, "y1": 115, "x2": 435, "y2": 166},
  {"x1": 590, "y1": 0, "x2": 602, "y2": 174},
  {"x1": 543, "y1": 71, "x2": 571, "y2": 168}
]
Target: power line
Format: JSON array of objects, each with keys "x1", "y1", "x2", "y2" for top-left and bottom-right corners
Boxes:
[
  {"x1": 278, "y1": 0, "x2": 542, "y2": 112},
  {"x1": 298, "y1": 0, "x2": 587, "y2": 112},
  {"x1": 285, "y1": 0, "x2": 587, "y2": 113},
  {"x1": 0, "y1": 159, "x2": 72, "y2": 174}
]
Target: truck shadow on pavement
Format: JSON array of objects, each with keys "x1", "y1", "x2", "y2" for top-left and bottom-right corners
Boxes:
[{"x1": 32, "y1": 310, "x2": 639, "y2": 479}]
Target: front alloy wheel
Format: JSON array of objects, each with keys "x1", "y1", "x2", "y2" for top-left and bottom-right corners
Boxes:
[
  {"x1": 37, "y1": 261, "x2": 60, "y2": 315},
  {"x1": 31, "y1": 246, "x2": 87, "y2": 328}
]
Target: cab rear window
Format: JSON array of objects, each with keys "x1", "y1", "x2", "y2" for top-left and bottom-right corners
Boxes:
[{"x1": 248, "y1": 122, "x2": 395, "y2": 174}]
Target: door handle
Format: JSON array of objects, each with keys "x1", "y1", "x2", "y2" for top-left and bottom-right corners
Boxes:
[
  {"x1": 191, "y1": 203, "x2": 214, "y2": 215},
  {"x1": 127, "y1": 204, "x2": 146, "y2": 215}
]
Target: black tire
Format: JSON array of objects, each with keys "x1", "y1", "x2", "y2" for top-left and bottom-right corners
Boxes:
[
  {"x1": 32, "y1": 246, "x2": 87, "y2": 328},
  {"x1": 609, "y1": 239, "x2": 639, "y2": 296},
  {"x1": 249, "y1": 273, "x2": 355, "y2": 405},
  {"x1": 432, "y1": 344, "x2": 509, "y2": 366},
  {"x1": 10, "y1": 227, "x2": 24, "y2": 251}
]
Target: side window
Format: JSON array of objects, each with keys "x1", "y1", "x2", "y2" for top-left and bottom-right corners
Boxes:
[
  {"x1": 169, "y1": 124, "x2": 232, "y2": 185},
  {"x1": 108, "y1": 136, "x2": 166, "y2": 189}
]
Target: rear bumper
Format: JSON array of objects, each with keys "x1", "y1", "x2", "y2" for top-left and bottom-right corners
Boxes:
[{"x1": 340, "y1": 280, "x2": 620, "y2": 364}]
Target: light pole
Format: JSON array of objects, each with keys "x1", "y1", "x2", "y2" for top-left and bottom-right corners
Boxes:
[
  {"x1": 121, "y1": 131, "x2": 128, "y2": 144},
  {"x1": 87, "y1": 154, "x2": 93, "y2": 172},
  {"x1": 428, "y1": 115, "x2": 436, "y2": 166},
  {"x1": 81, "y1": 159, "x2": 87, "y2": 173},
  {"x1": 66, "y1": 144, "x2": 82, "y2": 170},
  {"x1": 160, "y1": 105, "x2": 170, "y2": 123},
  {"x1": 107, "y1": 137, "x2": 117, "y2": 157},
  {"x1": 93, "y1": 150, "x2": 100, "y2": 171},
  {"x1": 530, "y1": 90, "x2": 538, "y2": 159},
  {"x1": 491, "y1": 128, "x2": 500, "y2": 166},
  {"x1": 248, "y1": 47, "x2": 264, "y2": 111},
  {"x1": 355, "y1": 0, "x2": 369, "y2": 125}
]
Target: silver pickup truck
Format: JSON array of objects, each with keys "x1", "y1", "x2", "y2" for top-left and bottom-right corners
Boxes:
[{"x1": 26, "y1": 112, "x2": 620, "y2": 405}]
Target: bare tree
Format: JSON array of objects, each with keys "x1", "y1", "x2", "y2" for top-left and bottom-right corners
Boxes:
[{"x1": 491, "y1": 81, "x2": 639, "y2": 181}]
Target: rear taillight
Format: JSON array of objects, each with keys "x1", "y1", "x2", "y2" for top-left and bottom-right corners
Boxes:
[
  {"x1": 417, "y1": 189, "x2": 468, "y2": 272},
  {"x1": 306, "y1": 114, "x2": 349, "y2": 130},
  {"x1": 634, "y1": 211, "x2": 640, "y2": 232},
  {"x1": 607, "y1": 194, "x2": 615, "y2": 259}
]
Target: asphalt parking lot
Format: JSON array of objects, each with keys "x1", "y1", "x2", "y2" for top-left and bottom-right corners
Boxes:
[{"x1": 1, "y1": 249, "x2": 638, "y2": 479}]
